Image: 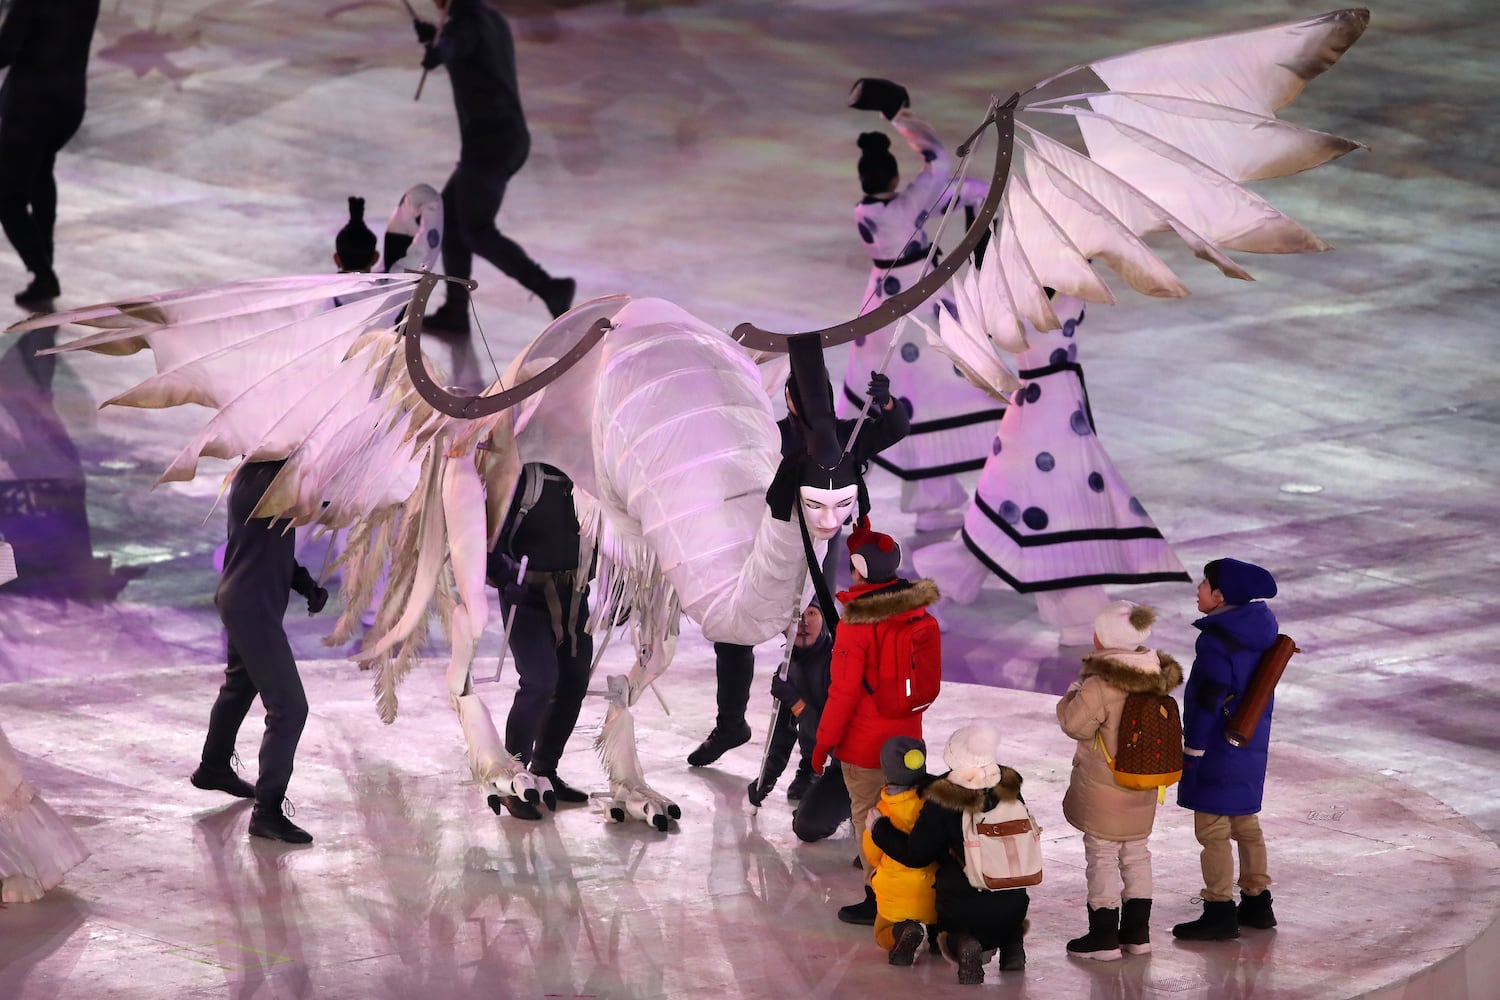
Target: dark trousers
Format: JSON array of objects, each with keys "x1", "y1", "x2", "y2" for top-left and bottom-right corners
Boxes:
[
  {"x1": 440, "y1": 161, "x2": 552, "y2": 302},
  {"x1": 501, "y1": 583, "x2": 592, "y2": 776},
  {"x1": 202, "y1": 606, "x2": 309, "y2": 806},
  {"x1": 791, "y1": 764, "x2": 850, "y2": 843},
  {"x1": 0, "y1": 108, "x2": 82, "y2": 276},
  {"x1": 713, "y1": 641, "x2": 755, "y2": 731}
]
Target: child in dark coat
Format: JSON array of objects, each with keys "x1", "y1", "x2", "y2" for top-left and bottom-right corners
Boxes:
[{"x1": 1172, "y1": 558, "x2": 1281, "y2": 941}]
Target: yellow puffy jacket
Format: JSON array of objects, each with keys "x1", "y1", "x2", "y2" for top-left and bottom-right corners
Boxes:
[{"x1": 862, "y1": 787, "x2": 938, "y2": 924}]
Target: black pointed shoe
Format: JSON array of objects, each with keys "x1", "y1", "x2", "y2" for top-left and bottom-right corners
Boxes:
[
  {"x1": 192, "y1": 763, "x2": 256, "y2": 799},
  {"x1": 538, "y1": 773, "x2": 590, "y2": 804},
  {"x1": 542, "y1": 276, "x2": 576, "y2": 319},
  {"x1": 15, "y1": 271, "x2": 60, "y2": 308},
  {"x1": 249, "y1": 807, "x2": 313, "y2": 844},
  {"x1": 686, "y1": 722, "x2": 752, "y2": 767}
]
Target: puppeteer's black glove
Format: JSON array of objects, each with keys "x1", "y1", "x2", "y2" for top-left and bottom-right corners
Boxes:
[
  {"x1": 413, "y1": 18, "x2": 437, "y2": 44},
  {"x1": 420, "y1": 44, "x2": 443, "y2": 71},
  {"x1": 290, "y1": 565, "x2": 329, "y2": 614},
  {"x1": 866, "y1": 370, "x2": 892, "y2": 409},
  {"x1": 746, "y1": 778, "x2": 769, "y2": 808},
  {"x1": 770, "y1": 673, "x2": 798, "y2": 706}
]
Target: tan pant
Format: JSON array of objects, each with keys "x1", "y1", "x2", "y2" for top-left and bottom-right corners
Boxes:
[
  {"x1": 843, "y1": 761, "x2": 886, "y2": 881},
  {"x1": 1194, "y1": 811, "x2": 1270, "y2": 901},
  {"x1": 1082, "y1": 833, "x2": 1153, "y2": 910}
]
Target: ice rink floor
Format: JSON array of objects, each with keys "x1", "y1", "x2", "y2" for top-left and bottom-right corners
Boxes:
[{"x1": 2, "y1": 2, "x2": 1498, "y2": 998}]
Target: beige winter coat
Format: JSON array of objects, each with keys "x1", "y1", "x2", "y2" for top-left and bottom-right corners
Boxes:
[{"x1": 1057, "y1": 648, "x2": 1184, "y2": 842}]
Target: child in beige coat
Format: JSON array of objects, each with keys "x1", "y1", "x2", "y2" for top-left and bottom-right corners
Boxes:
[{"x1": 1055, "y1": 601, "x2": 1183, "y2": 960}]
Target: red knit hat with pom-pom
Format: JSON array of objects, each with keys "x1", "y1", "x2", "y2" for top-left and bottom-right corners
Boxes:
[{"x1": 846, "y1": 516, "x2": 901, "y2": 582}]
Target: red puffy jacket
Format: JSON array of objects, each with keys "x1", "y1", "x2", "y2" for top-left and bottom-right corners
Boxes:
[{"x1": 814, "y1": 577, "x2": 941, "y2": 769}]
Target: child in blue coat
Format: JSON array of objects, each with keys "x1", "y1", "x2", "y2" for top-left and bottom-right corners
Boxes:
[{"x1": 1172, "y1": 558, "x2": 1280, "y2": 941}]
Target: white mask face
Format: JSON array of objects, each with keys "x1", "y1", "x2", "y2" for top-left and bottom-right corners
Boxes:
[{"x1": 798, "y1": 484, "x2": 859, "y2": 540}]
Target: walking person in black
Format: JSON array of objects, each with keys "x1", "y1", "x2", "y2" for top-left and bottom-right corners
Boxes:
[
  {"x1": 191, "y1": 460, "x2": 329, "y2": 845},
  {"x1": 0, "y1": 0, "x2": 100, "y2": 308},
  {"x1": 411, "y1": 0, "x2": 575, "y2": 331}
]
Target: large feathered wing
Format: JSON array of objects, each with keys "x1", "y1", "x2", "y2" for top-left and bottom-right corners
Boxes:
[{"x1": 930, "y1": 8, "x2": 1369, "y2": 395}]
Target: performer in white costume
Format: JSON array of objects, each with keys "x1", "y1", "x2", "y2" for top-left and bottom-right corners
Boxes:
[
  {"x1": 840, "y1": 82, "x2": 1003, "y2": 530},
  {"x1": 914, "y1": 294, "x2": 1189, "y2": 642},
  {"x1": 0, "y1": 724, "x2": 90, "y2": 903}
]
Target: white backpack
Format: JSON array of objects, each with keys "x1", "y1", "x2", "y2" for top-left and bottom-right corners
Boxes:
[{"x1": 960, "y1": 798, "x2": 1043, "y2": 891}]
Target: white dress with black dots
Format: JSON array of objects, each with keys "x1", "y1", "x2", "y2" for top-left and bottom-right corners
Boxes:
[
  {"x1": 914, "y1": 294, "x2": 1189, "y2": 601},
  {"x1": 838, "y1": 112, "x2": 1004, "y2": 515}
]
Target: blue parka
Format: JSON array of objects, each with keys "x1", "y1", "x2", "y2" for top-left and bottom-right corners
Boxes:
[{"x1": 1177, "y1": 600, "x2": 1280, "y2": 815}]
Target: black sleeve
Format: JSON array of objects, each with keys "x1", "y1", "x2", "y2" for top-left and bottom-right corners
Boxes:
[
  {"x1": 871, "y1": 801, "x2": 949, "y2": 868},
  {"x1": 860, "y1": 400, "x2": 910, "y2": 459},
  {"x1": 0, "y1": 0, "x2": 37, "y2": 69}
]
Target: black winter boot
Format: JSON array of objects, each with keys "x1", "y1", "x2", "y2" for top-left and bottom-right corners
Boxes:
[
  {"x1": 1119, "y1": 898, "x2": 1152, "y2": 955},
  {"x1": 998, "y1": 918, "x2": 1028, "y2": 971},
  {"x1": 1172, "y1": 899, "x2": 1240, "y2": 940},
  {"x1": 1067, "y1": 905, "x2": 1122, "y2": 961},
  {"x1": 1238, "y1": 889, "x2": 1277, "y2": 929},
  {"x1": 836, "y1": 885, "x2": 877, "y2": 925},
  {"x1": 943, "y1": 932, "x2": 985, "y2": 985},
  {"x1": 248, "y1": 798, "x2": 313, "y2": 844},
  {"x1": 888, "y1": 919, "x2": 924, "y2": 966},
  {"x1": 15, "y1": 270, "x2": 60, "y2": 308},
  {"x1": 786, "y1": 762, "x2": 814, "y2": 801}
]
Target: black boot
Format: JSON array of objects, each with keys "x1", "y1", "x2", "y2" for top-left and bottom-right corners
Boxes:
[
  {"x1": 15, "y1": 270, "x2": 60, "y2": 308},
  {"x1": 836, "y1": 885, "x2": 877, "y2": 925},
  {"x1": 1172, "y1": 899, "x2": 1239, "y2": 941},
  {"x1": 535, "y1": 772, "x2": 590, "y2": 805},
  {"x1": 1119, "y1": 898, "x2": 1152, "y2": 955},
  {"x1": 249, "y1": 798, "x2": 313, "y2": 844},
  {"x1": 1238, "y1": 889, "x2": 1277, "y2": 929},
  {"x1": 786, "y1": 762, "x2": 814, "y2": 801},
  {"x1": 888, "y1": 919, "x2": 924, "y2": 966},
  {"x1": 942, "y1": 931, "x2": 985, "y2": 985},
  {"x1": 191, "y1": 763, "x2": 255, "y2": 799},
  {"x1": 847, "y1": 78, "x2": 911, "y2": 121},
  {"x1": 686, "y1": 722, "x2": 752, "y2": 767},
  {"x1": 423, "y1": 296, "x2": 471, "y2": 335},
  {"x1": 541, "y1": 276, "x2": 576, "y2": 319},
  {"x1": 1067, "y1": 905, "x2": 1122, "y2": 961},
  {"x1": 998, "y1": 918, "x2": 1028, "y2": 971}
]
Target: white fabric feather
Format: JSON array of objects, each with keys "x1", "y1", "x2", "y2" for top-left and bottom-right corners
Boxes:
[{"x1": 930, "y1": 8, "x2": 1368, "y2": 397}]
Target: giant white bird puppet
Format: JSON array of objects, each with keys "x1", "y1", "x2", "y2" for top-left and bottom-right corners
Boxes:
[{"x1": 8, "y1": 9, "x2": 1369, "y2": 829}]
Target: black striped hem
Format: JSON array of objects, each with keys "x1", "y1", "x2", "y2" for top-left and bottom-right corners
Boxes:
[
  {"x1": 973, "y1": 493, "x2": 1171, "y2": 547},
  {"x1": 869, "y1": 454, "x2": 985, "y2": 481},
  {"x1": 960, "y1": 528, "x2": 1191, "y2": 593}
]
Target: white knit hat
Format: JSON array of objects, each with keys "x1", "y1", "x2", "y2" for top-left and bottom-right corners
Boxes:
[
  {"x1": 1093, "y1": 600, "x2": 1155, "y2": 651},
  {"x1": 943, "y1": 724, "x2": 1001, "y2": 790}
]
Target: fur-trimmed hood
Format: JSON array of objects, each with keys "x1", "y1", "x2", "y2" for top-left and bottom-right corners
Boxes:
[
  {"x1": 841, "y1": 578, "x2": 940, "y2": 625},
  {"x1": 921, "y1": 767, "x2": 1024, "y2": 814},
  {"x1": 1079, "y1": 650, "x2": 1183, "y2": 695}
]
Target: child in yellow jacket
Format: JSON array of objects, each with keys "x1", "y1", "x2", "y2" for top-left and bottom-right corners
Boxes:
[{"x1": 862, "y1": 735, "x2": 939, "y2": 965}]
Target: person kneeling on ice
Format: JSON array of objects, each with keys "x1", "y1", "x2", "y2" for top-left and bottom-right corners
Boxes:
[
  {"x1": 868, "y1": 725, "x2": 1034, "y2": 985},
  {"x1": 1056, "y1": 601, "x2": 1184, "y2": 959}
]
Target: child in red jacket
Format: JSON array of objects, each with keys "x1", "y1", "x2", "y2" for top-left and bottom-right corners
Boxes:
[{"x1": 813, "y1": 517, "x2": 941, "y2": 925}]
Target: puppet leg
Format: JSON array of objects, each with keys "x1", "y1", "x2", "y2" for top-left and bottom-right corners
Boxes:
[
  {"x1": 596, "y1": 622, "x2": 680, "y2": 830},
  {"x1": 443, "y1": 453, "x2": 535, "y2": 809}
]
